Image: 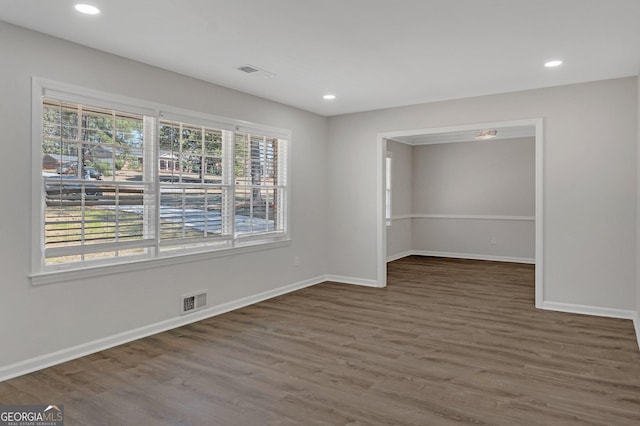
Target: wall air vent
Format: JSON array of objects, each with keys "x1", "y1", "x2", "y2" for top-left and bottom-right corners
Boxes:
[{"x1": 181, "y1": 290, "x2": 208, "y2": 315}]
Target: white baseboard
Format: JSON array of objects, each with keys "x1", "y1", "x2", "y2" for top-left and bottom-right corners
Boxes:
[
  {"x1": 388, "y1": 250, "x2": 535, "y2": 264},
  {"x1": 324, "y1": 274, "x2": 383, "y2": 288},
  {"x1": 541, "y1": 302, "x2": 639, "y2": 351},
  {"x1": 541, "y1": 301, "x2": 636, "y2": 320},
  {"x1": 386, "y1": 250, "x2": 413, "y2": 262},
  {"x1": 633, "y1": 312, "x2": 640, "y2": 351},
  {"x1": 0, "y1": 275, "x2": 326, "y2": 383}
]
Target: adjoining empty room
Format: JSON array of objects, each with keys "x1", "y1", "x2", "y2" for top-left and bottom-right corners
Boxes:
[
  {"x1": 381, "y1": 120, "x2": 542, "y2": 300},
  {"x1": 385, "y1": 123, "x2": 537, "y2": 267}
]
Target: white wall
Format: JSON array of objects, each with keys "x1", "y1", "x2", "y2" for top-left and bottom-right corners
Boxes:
[
  {"x1": 411, "y1": 138, "x2": 535, "y2": 261},
  {"x1": 0, "y1": 22, "x2": 328, "y2": 376},
  {"x1": 328, "y1": 77, "x2": 637, "y2": 311},
  {"x1": 386, "y1": 140, "x2": 412, "y2": 259}
]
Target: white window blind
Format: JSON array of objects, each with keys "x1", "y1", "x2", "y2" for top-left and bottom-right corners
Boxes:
[
  {"x1": 36, "y1": 83, "x2": 289, "y2": 274},
  {"x1": 157, "y1": 119, "x2": 232, "y2": 247},
  {"x1": 234, "y1": 132, "x2": 287, "y2": 237},
  {"x1": 42, "y1": 99, "x2": 156, "y2": 265}
]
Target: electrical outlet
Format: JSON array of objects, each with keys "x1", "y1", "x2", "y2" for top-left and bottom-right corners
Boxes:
[
  {"x1": 294, "y1": 256, "x2": 300, "y2": 267},
  {"x1": 491, "y1": 236, "x2": 497, "y2": 245}
]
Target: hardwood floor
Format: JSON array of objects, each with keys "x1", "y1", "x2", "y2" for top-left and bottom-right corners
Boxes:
[{"x1": 1, "y1": 256, "x2": 639, "y2": 425}]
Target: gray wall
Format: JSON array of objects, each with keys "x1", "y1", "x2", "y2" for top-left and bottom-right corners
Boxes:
[
  {"x1": 386, "y1": 137, "x2": 535, "y2": 262},
  {"x1": 412, "y1": 138, "x2": 534, "y2": 216},
  {"x1": 386, "y1": 140, "x2": 412, "y2": 259},
  {"x1": 0, "y1": 22, "x2": 328, "y2": 372},
  {"x1": 637, "y1": 74, "x2": 640, "y2": 326},
  {"x1": 1, "y1": 20, "x2": 638, "y2": 376},
  {"x1": 411, "y1": 137, "x2": 535, "y2": 260},
  {"x1": 328, "y1": 77, "x2": 637, "y2": 311}
]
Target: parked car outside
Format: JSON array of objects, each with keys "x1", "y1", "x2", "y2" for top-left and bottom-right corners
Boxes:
[
  {"x1": 84, "y1": 167, "x2": 103, "y2": 180},
  {"x1": 56, "y1": 161, "x2": 77, "y2": 174}
]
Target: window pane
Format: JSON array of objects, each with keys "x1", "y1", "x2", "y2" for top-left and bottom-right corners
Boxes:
[
  {"x1": 159, "y1": 122, "x2": 180, "y2": 182},
  {"x1": 42, "y1": 101, "x2": 80, "y2": 176},
  {"x1": 43, "y1": 101, "x2": 79, "y2": 141},
  {"x1": 236, "y1": 187, "x2": 281, "y2": 234},
  {"x1": 158, "y1": 119, "x2": 229, "y2": 246},
  {"x1": 181, "y1": 126, "x2": 202, "y2": 183},
  {"x1": 114, "y1": 115, "x2": 144, "y2": 182},
  {"x1": 42, "y1": 98, "x2": 150, "y2": 266},
  {"x1": 235, "y1": 133, "x2": 280, "y2": 184},
  {"x1": 203, "y1": 156, "x2": 222, "y2": 182},
  {"x1": 234, "y1": 132, "x2": 284, "y2": 236},
  {"x1": 43, "y1": 98, "x2": 145, "y2": 183},
  {"x1": 204, "y1": 131, "x2": 222, "y2": 156},
  {"x1": 160, "y1": 186, "x2": 224, "y2": 240},
  {"x1": 113, "y1": 145, "x2": 143, "y2": 182},
  {"x1": 80, "y1": 106, "x2": 114, "y2": 144},
  {"x1": 44, "y1": 181, "x2": 147, "y2": 246}
]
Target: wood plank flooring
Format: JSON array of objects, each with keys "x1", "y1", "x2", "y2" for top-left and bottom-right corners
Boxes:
[{"x1": 1, "y1": 256, "x2": 639, "y2": 425}]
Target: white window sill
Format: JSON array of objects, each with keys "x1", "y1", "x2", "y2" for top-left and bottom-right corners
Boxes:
[{"x1": 30, "y1": 239, "x2": 291, "y2": 286}]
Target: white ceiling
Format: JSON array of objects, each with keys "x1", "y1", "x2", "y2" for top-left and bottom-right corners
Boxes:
[{"x1": 1, "y1": 0, "x2": 639, "y2": 116}]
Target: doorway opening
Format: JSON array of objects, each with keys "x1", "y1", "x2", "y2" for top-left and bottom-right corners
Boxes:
[{"x1": 377, "y1": 119, "x2": 543, "y2": 307}]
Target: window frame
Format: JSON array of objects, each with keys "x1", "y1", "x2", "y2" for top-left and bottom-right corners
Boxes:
[
  {"x1": 385, "y1": 152, "x2": 392, "y2": 227},
  {"x1": 31, "y1": 78, "x2": 291, "y2": 285}
]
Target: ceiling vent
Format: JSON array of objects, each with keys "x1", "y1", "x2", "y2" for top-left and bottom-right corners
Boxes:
[
  {"x1": 237, "y1": 64, "x2": 276, "y2": 78},
  {"x1": 238, "y1": 65, "x2": 260, "y2": 74}
]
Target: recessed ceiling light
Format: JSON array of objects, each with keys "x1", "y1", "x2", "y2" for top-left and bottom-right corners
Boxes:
[
  {"x1": 323, "y1": 94, "x2": 336, "y2": 100},
  {"x1": 475, "y1": 129, "x2": 498, "y2": 140},
  {"x1": 544, "y1": 60, "x2": 563, "y2": 68},
  {"x1": 75, "y1": 4, "x2": 100, "y2": 15}
]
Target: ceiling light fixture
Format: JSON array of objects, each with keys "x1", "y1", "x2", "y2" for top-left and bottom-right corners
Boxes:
[
  {"x1": 74, "y1": 4, "x2": 100, "y2": 15},
  {"x1": 475, "y1": 129, "x2": 498, "y2": 140},
  {"x1": 323, "y1": 94, "x2": 336, "y2": 100},
  {"x1": 544, "y1": 59, "x2": 563, "y2": 68}
]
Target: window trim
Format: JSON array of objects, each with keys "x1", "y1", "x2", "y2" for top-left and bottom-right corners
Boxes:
[
  {"x1": 31, "y1": 77, "x2": 291, "y2": 285},
  {"x1": 385, "y1": 152, "x2": 392, "y2": 227}
]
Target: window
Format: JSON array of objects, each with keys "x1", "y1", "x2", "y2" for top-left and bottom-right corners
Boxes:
[
  {"x1": 41, "y1": 99, "x2": 154, "y2": 265},
  {"x1": 234, "y1": 132, "x2": 286, "y2": 235},
  {"x1": 34, "y1": 80, "x2": 289, "y2": 277},
  {"x1": 157, "y1": 118, "x2": 232, "y2": 246},
  {"x1": 385, "y1": 152, "x2": 392, "y2": 226}
]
